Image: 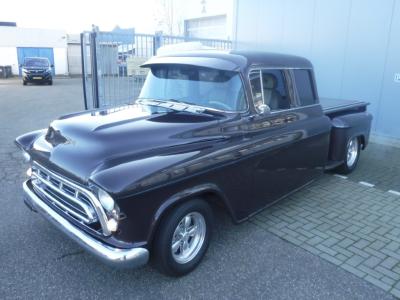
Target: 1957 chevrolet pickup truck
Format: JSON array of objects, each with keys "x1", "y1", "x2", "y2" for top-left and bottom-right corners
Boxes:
[{"x1": 16, "y1": 50, "x2": 372, "y2": 276}]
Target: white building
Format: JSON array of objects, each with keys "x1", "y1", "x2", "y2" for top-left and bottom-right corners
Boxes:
[
  {"x1": 155, "y1": 0, "x2": 234, "y2": 40},
  {"x1": 0, "y1": 25, "x2": 68, "y2": 76}
]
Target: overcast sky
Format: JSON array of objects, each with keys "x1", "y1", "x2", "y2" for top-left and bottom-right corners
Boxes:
[{"x1": 0, "y1": 0, "x2": 159, "y2": 34}]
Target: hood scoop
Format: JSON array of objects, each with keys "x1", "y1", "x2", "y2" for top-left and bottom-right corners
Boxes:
[{"x1": 45, "y1": 127, "x2": 69, "y2": 147}]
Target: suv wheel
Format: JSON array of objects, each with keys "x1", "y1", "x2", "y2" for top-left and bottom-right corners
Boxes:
[
  {"x1": 153, "y1": 199, "x2": 213, "y2": 276},
  {"x1": 336, "y1": 136, "x2": 360, "y2": 174}
]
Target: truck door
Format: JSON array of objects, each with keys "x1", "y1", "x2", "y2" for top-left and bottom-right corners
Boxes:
[{"x1": 244, "y1": 68, "x2": 331, "y2": 211}]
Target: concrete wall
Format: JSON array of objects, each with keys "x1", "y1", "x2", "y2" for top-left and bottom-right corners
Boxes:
[
  {"x1": 0, "y1": 47, "x2": 19, "y2": 74},
  {"x1": 0, "y1": 27, "x2": 68, "y2": 75},
  {"x1": 0, "y1": 27, "x2": 67, "y2": 48},
  {"x1": 53, "y1": 47, "x2": 68, "y2": 75},
  {"x1": 234, "y1": 0, "x2": 400, "y2": 142}
]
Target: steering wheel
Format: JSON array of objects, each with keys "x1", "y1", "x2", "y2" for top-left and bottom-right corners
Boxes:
[{"x1": 208, "y1": 100, "x2": 232, "y2": 111}]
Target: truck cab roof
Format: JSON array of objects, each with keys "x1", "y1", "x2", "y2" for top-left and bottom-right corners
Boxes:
[{"x1": 141, "y1": 50, "x2": 313, "y2": 72}]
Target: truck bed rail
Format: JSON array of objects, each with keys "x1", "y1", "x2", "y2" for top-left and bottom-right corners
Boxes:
[{"x1": 320, "y1": 98, "x2": 369, "y2": 115}]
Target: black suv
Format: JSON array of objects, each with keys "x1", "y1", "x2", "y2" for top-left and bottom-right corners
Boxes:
[{"x1": 21, "y1": 57, "x2": 53, "y2": 85}]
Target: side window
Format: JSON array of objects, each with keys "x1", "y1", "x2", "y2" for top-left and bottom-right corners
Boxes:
[
  {"x1": 249, "y1": 69, "x2": 290, "y2": 113},
  {"x1": 261, "y1": 70, "x2": 290, "y2": 111},
  {"x1": 293, "y1": 69, "x2": 316, "y2": 106}
]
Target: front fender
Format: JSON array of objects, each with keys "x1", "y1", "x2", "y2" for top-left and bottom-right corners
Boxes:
[
  {"x1": 15, "y1": 129, "x2": 46, "y2": 151},
  {"x1": 147, "y1": 183, "x2": 232, "y2": 243},
  {"x1": 90, "y1": 150, "x2": 201, "y2": 195}
]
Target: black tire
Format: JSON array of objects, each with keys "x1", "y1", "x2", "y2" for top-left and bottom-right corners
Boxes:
[
  {"x1": 336, "y1": 136, "x2": 361, "y2": 174},
  {"x1": 48, "y1": 80, "x2": 53, "y2": 85},
  {"x1": 153, "y1": 198, "x2": 213, "y2": 276},
  {"x1": 23, "y1": 81, "x2": 27, "y2": 86}
]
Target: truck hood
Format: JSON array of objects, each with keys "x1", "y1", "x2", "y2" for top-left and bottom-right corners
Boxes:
[{"x1": 27, "y1": 105, "x2": 227, "y2": 185}]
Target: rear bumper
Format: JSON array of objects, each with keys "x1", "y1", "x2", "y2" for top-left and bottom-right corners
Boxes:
[{"x1": 23, "y1": 180, "x2": 149, "y2": 268}]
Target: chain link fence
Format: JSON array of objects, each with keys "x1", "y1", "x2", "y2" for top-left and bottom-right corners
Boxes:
[{"x1": 81, "y1": 29, "x2": 233, "y2": 110}]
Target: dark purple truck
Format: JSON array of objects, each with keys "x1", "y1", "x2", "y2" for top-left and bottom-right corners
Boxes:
[{"x1": 16, "y1": 51, "x2": 372, "y2": 276}]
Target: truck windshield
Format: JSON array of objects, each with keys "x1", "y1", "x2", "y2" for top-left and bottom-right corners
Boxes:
[
  {"x1": 139, "y1": 65, "x2": 247, "y2": 112},
  {"x1": 24, "y1": 58, "x2": 49, "y2": 68}
]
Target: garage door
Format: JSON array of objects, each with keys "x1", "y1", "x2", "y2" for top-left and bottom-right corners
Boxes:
[
  {"x1": 17, "y1": 47, "x2": 55, "y2": 76},
  {"x1": 184, "y1": 15, "x2": 227, "y2": 39},
  {"x1": 67, "y1": 44, "x2": 82, "y2": 75}
]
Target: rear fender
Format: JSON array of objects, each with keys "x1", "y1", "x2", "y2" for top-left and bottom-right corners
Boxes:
[{"x1": 328, "y1": 112, "x2": 372, "y2": 162}]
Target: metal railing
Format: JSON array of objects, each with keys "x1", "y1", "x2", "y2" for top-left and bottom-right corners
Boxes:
[{"x1": 81, "y1": 29, "x2": 233, "y2": 110}]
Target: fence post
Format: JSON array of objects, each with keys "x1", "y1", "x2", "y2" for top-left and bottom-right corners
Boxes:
[
  {"x1": 90, "y1": 27, "x2": 100, "y2": 109},
  {"x1": 80, "y1": 33, "x2": 88, "y2": 110},
  {"x1": 153, "y1": 31, "x2": 163, "y2": 56}
]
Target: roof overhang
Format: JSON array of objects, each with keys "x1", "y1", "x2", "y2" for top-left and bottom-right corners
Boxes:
[{"x1": 141, "y1": 56, "x2": 241, "y2": 72}]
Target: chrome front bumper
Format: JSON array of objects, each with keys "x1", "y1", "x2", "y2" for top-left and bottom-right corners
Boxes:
[{"x1": 23, "y1": 180, "x2": 149, "y2": 268}]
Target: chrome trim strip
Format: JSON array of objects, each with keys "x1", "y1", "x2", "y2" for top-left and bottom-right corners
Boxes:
[
  {"x1": 24, "y1": 180, "x2": 149, "y2": 268},
  {"x1": 32, "y1": 162, "x2": 111, "y2": 236}
]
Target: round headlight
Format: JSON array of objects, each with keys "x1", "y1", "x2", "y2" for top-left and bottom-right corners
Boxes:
[
  {"x1": 98, "y1": 189, "x2": 115, "y2": 212},
  {"x1": 106, "y1": 218, "x2": 118, "y2": 232}
]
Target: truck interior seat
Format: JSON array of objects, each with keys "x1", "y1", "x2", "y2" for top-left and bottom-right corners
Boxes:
[{"x1": 263, "y1": 73, "x2": 283, "y2": 110}]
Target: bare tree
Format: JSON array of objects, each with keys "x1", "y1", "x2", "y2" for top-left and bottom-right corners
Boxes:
[
  {"x1": 154, "y1": 0, "x2": 184, "y2": 36},
  {"x1": 154, "y1": 0, "x2": 173, "y2": 35}
]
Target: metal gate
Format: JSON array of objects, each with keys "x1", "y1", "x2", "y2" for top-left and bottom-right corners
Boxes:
[{"x1": 81, "y1": 28, "x2": 233, "y2": 110}]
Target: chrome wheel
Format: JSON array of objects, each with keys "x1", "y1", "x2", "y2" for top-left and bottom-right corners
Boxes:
[
  {"x1": 347, "y1": 137, "x2": 359, "y2": 167},
  {"x1": 171, "y1": 212, "x2": 206, "y2": 264}
]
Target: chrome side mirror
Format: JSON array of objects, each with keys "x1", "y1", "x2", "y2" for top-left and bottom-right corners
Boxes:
[{"x1": 258, "y1": 104, "x2": 271, "y2": 114}]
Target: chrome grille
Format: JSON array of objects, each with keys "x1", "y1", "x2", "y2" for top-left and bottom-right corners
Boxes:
[{"x1": 31, "y1": 163, "x2": 98, "y2": 224}]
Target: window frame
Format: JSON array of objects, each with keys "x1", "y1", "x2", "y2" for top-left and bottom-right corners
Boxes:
[
  {"x1": 247, "y1": 66, "x2": 320, "y2": 114},
  {"x1": 247, "y1": 67, "x2": 294, "y2": 113}
]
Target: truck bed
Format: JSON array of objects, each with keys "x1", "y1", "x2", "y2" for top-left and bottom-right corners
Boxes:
[{"x1": 320, "y1": 98, "x2": 369, "y2": 115}]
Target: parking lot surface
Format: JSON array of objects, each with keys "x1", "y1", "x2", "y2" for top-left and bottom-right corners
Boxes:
[{"x1": 0, "y1": 78, "x2": 397, "y2": 299}]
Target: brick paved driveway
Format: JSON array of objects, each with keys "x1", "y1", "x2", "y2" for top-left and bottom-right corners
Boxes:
[
  {"x1": 1, "y1": 78, "x2": 399, "y2": 299},
  {"x1": 251, "y1": 175, "x2": 400, "y2": 297},
  {"x1": 346, "y1": 142, "x2": 400, "y2": 194}
]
